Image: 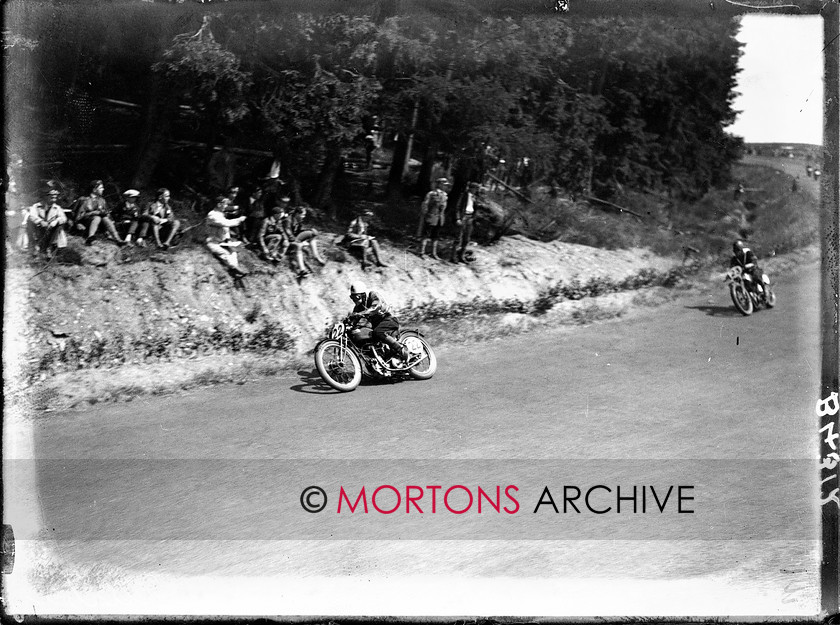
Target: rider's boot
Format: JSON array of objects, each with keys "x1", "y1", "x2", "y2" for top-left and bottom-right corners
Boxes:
[
  {"x1": 419, "y1": 238, "x2": 429, "y2": 257},
  {"x1": 431, "y1": 240, "x2": 441, "y2": 260},
  {"x1": 382, "y1": 335, "x2": 409, "y2": 362}
]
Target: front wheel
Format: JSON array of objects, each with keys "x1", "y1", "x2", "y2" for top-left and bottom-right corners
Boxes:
[
  {"x1": 730, "y1": 283, "x2": 754, "y2": 316},
  {"x1": 401, "y1": 334, "x2": 437, "y2": 380},
  {"x1": 314, "y1": 340, "x2": 362, "y2": 392}
]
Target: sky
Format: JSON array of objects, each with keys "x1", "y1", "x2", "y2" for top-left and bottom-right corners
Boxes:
[{"x1": 726, "y1": 14, "x2": 824, "y2": 145}]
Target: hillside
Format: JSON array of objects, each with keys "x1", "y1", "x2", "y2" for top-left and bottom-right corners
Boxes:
[
  {"x1": 4, "y1": 155, "x2": 819, "y2": 413},
  {"x1": 5, "y1": 232, "x2": 690, "y2": 410}
]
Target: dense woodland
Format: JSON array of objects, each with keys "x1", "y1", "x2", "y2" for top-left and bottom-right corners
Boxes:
[{"x1": 5, "y1": 0, "x2": 744, "y2": 214}]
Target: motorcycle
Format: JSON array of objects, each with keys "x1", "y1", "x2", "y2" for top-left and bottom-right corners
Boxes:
[
  {"x1": 313, "y1": 316, "x2": 437, "y2": 392},
  {"x1": 725, "y1": 265, "x2": 776, "y2": 316}
]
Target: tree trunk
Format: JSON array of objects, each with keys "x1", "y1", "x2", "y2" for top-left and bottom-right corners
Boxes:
[
  {"x1": 313, "y1": 145, "x2": 342, "y2": 216},
  {"x1": 373, "y1": 0, "x2": 399, "y2": 24},
  {"x1": 131, "y1": 73, "x2": 179, "y2": 190},
  {"x1": 447, "y1": 158, "x2": 471, "y2": 222},
  {"x1": 414, "y1": 141, "x2": 437, "y2": 197},
  {"x1": 386, "y1": 133, "x2": 409, "y2": 199}
]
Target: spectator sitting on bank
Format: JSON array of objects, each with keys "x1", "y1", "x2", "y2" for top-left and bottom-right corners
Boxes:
[
  {"x1": 26, "y1": 188, "x2": 67, "y2": 259},
  {"x1": 114, "y1": 189, "x2": 142, "y2": 246},
  {"x1": 206, "y1": 195, "x2": 248, "y2": 278},
  {"x1": 257, "y1": 196, "x2": 291, "y2": 262},
  {"x1": 74, "y1": 179, "x2": 125, "y2": 246},
  {"x1": 283, "y1": 204, "x2": 319, "y2": 278},
  {"x1": 345, "y1": 208, "x2": 387, "y2": 269},
  {"x1": 137, "y1": 188, "x2": 180, "y2": 249}
]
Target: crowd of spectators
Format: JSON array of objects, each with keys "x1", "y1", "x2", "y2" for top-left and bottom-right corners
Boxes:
[{"x1": 4, "y1": 161, "x2": 482, "y2": 281}]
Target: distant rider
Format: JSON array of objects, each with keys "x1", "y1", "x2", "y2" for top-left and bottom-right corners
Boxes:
[
  {"x1": 730, "y1": 240, "x2": 762, "y2": 290},
  {"x1": 348, "y1": 281, "x2": 408, "y2": 362}
]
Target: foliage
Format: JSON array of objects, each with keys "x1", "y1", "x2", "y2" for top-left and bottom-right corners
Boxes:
[
  {"x1": 32, "y1": 317, "x2": 293, "y2": 380},
  {"x1": 155, "y1": 18, "x2": 252, "y2": 126},
  {"x1": 10, "y1": 1, "x2": 745, "y2": 214}
]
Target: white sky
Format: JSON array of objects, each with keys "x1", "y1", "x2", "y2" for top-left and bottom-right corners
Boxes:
[{"x1": 726, "y1": 14, "x2": 824, "y2": 145}]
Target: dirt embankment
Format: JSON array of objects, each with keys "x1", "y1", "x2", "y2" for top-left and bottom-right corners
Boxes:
[{"x1": 5, "y1": 233, "x2": 698, "y2": 411}]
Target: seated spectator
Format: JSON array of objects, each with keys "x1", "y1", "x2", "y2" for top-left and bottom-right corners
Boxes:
[
  {"x1": 137, "y1": 188, "x2": 180, "y2": 249},
  {"x1": 257, "y1": 196, "x2": 291, "y2": 262},
  {"x1": 206, "y1": 196, "x2": 248, "y2": 277},
  {"x1": 283, "y1": 204, "x2": 319, "y2": 278},
  {"x1": 74, "y1": 179, "x2": 125, "y2": 246},
  {"x1": 26, "y1": 188, "x2": 67, "y2": 259},
  {"x1": 114, "y1": 189, "x2": 142, "y2": 246},
  {"x1": 344, "y1": 209, "x2": 387, "y2": 269}
]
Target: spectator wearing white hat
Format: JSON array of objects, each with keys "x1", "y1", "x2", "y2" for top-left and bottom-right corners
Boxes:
[{"x1": 115, "y1": 189, "x2": 142, "y2": 246}]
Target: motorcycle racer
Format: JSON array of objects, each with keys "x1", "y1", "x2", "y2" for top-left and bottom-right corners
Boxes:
[
  {"x1": 729, "y1": 240, "x2": 763, "y2": 291},
  {"x1": 348, "y1": 281, "x2": 408, "y2": 362}
]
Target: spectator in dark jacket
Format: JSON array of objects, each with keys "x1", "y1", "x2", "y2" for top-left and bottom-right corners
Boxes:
[
  {"x1": 451, "y1": 182, "x2": 478, "y2": 263},
  {"x1": 75, "y1": 179, "x2": 125, "y2": 246},
  {"x1": 137, "y1": 188, "x2": 180, "y2": 249}
]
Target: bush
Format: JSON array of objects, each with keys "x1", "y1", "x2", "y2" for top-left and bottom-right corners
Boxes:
[{"x1": 31, "y1": 316, "x2": 294, "y2": 380}]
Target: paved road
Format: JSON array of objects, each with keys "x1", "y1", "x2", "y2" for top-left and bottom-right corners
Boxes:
[
  {"x1": 742, "y1": 154, "x2": 822, "y2": 198},
  {"x1": 3, "y1": 259, "x2": 822, "y2": 616}
]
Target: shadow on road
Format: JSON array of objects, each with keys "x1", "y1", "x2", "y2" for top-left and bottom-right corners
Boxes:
[
  {"x1": 290, "y1": 369, "x2": 399, "y2": 394},
  {"x1": 289, "y1": 369, "x2": 344, "y2": 394},
  {"x1": 684, "y1": 304, "x2": 742, "y2": 317}
]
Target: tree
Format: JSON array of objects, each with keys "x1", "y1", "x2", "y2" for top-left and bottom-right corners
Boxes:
[{"x1": 248, "y1": 14, "x2": 382, "y2": 212}]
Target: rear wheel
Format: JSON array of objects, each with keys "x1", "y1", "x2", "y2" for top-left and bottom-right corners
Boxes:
[
  {"x1": 401, "y1": 334, "x2": 437, "y2": 380},
  {"x1": 314, "y1": 340, "x2": 362, "y2": 392},
  {"x1": 730, "y1": 283, "x2": 754, "y2": 316}
]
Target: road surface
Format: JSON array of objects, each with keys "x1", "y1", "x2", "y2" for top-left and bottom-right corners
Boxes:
[{"x1": 3, "y1": 261, "x2": 822, "y2": 616}]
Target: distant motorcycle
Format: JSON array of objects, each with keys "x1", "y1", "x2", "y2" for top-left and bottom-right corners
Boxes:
[
  {"x1": 725, "y1": 265, "x2": 776, "y2": 316},
  {"x1": 313, "y1": 316, "x2": 437, "y2": 392}
]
